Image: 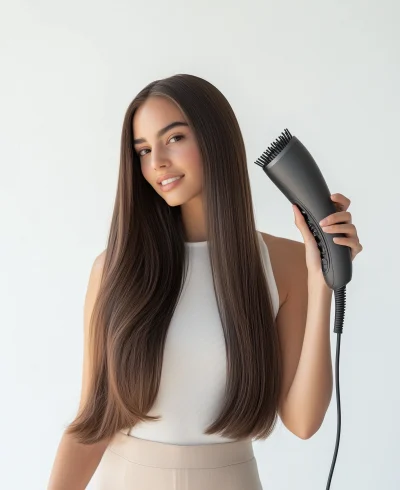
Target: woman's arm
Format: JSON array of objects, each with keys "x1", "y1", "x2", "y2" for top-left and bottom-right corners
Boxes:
[
  {"x1": 264, "y1": 235, "x2": 333, "y2": 439},
  {"x1": 47, "y1": 251, "x2": 110, "y2": 489},
  {"x1": 47, "y1": 431, "x2": 111, "y2": 490},
  {"x1": 275, "y1": 239, "x2": 334, "y2": 439},
  {"x1": 278, "y1": 192, "x2": 363, "y2": 439}
]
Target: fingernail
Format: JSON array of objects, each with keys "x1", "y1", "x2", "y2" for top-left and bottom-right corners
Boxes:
[{"x1": 319, "y1": 219, "x2": 327, "y2": 226}]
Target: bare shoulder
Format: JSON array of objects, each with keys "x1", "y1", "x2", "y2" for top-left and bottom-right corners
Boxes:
[
  {"x1": 85, "y1": 250, "x2": 107, "y2": 296},
  {"x1": 93, "y1": 249, "x2": 107, "y2": 270},
  {"x1": 258, "y1": 231, "x2": 306, "y2": 310}
]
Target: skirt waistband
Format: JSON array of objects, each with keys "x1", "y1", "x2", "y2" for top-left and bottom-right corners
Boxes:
[{"x1": 107, "y1": 430, "x2": 255, "y2": 469}]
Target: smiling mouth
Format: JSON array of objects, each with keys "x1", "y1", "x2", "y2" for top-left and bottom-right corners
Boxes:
[
  {"x1": 158, "y1": 175, "x2": 185, "y2": 192},
  {"x1": 158, "y1": 175, "x2": 185, "y2": 186}
]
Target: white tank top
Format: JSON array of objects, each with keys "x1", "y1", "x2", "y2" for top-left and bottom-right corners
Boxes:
[{"x1": 126, "y1": 230, "x2": 280, "y2": 445}]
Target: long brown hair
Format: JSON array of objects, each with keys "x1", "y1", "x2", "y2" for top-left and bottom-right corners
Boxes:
[{"x1": 66, "y1": 74, "x2": 282, "y2": 444}]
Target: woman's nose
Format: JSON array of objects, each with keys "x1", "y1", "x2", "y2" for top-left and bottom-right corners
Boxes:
[{"x1": 150, "y1": 148, "x2": 170, "y2": 169}]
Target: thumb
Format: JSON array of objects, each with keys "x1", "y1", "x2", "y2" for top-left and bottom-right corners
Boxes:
[{"x1": 292, "y1": 204, "x2": 314, "y2": 242}]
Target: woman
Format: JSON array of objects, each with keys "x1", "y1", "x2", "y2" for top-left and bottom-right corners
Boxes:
[{"x1": 47, "y1": 74, "x2": 363, "y2": 490}]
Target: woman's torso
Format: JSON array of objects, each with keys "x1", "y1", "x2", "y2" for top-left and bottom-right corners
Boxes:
[{"x1": 123, "y1": 230, "x2": 285, "y2": 445}]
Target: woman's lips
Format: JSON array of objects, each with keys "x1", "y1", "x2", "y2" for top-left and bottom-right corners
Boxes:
[{"x1": 158, "y1": 175, "x2": 185, "y2": 192}]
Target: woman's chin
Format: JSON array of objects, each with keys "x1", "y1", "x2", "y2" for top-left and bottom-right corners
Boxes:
[{"x1": 164, "y1": 195, "x2": 187, "y2": 207}]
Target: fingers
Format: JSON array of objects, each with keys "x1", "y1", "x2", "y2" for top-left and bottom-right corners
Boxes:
[
  {"x1": 321, "y1": 223, "x2": 356, "y2": 234},
  {"x1": 332, "y1": 236, "x2": 363, "y2": 260},
  {"x1": 319, "y1": 211, "x2": 352, "y2": 226},
  {"x1": 331, "y1": 193, "x2": 351, "y2": 210}
]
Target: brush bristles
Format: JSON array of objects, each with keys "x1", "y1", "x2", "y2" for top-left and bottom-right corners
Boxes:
[{"x1": 254, "y1": 128, "x2": 293, "y2": 168}]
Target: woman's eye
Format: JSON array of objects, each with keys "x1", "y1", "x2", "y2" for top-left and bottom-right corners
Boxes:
[
  {"x1": 137, "y1": 134, "x2": 184, "y2": 158},
  {"x1": 169, "y1": 134, "x2": 183, "y2": 143}
]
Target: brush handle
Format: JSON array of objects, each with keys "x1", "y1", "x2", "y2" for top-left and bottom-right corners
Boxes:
[{"x1": 263, "y1": 136, "x2": 352, "y2": 289}]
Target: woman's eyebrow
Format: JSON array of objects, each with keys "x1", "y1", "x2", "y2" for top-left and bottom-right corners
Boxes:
[{"x1": 133, "y1": 121, "x2": 189, "y2": 145}]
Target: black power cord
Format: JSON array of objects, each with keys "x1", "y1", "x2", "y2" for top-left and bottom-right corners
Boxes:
[{"x1": 326, "y1": 285, "x2": 346, "y2": 489}]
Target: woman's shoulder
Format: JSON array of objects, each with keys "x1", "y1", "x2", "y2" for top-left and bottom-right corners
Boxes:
[
  {"x1": 95, "y1": 249, "x2": 107, "y2": 268},
  {"x1": 257, "y1": 231, "x2": 305, "y2": 311}
]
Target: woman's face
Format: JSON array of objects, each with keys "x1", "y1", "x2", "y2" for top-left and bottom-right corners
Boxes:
[{"x1": 132, "y1": 96, "x2": 204, "y2": 207}]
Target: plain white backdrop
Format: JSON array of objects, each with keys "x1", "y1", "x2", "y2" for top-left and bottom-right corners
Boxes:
[{"x1": 1, "y1": 0, "x2": 399, "y2": 488}]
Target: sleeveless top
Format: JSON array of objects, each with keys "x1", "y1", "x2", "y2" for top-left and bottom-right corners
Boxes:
[{"x1": 123, "y1": 230, "x2": 280, "y2": 445}]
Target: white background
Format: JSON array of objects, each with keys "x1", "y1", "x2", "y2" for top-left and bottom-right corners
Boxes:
[{"x1": 1, "y1": 0, "x2": 399, "y2": 488}]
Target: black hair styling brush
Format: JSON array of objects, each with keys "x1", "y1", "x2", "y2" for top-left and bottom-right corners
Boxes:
[{"x1": 254, "y1": 129, "x2": 353, "y2": 490}]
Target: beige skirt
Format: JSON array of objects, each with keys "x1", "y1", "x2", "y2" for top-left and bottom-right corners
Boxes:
[{"x1": 91, "y1": 429, "x2": 263, "y2": 490}]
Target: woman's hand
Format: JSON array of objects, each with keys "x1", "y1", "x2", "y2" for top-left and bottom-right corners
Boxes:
[{"x1": 292, "y1": 193, "x2": 363, "y2": 276}]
